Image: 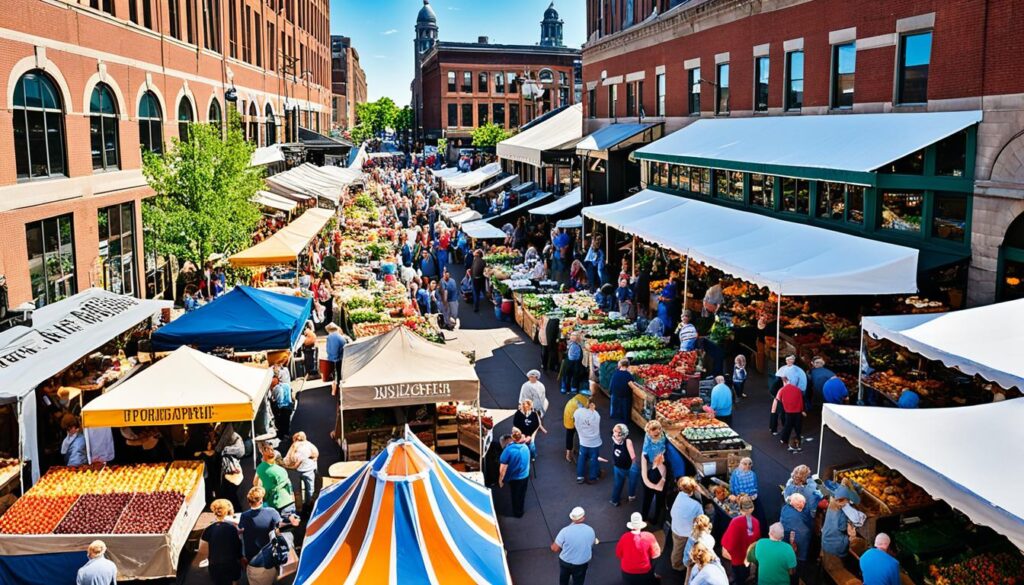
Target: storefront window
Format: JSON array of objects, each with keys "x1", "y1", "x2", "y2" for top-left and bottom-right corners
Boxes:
[
  {"x1": 676, "y1": 165, "x2": 691, "y2": 192},
  {"x1": 98, "y1": 202, "x2": 137, "y2": 296},
  {"x1": 493, "y1": 103, "x2": 505, "y2": 127},
  {"x1": 936, "y1": 130, "x2": 967, "y2": 177},
  {"x1": 847, "y1": 185, "x2": 865, "y2": 224},
  {"x1": 697, "y1": 168, "x2": 711, "y2": 195},
  {"x1": 715, "y1": 169, "x2": 729, "y2": 199},
  {"x1": 932, "y1": 192, "x2": 967, "y2": 242},
  {"x1": 880, "y1": 190, "x2": 924, "y2": 233},
  {"x1": 781, "y1": 178, "x2": 809, "y2": 214},
  {"x1": 650, "y1": 162, "x2": 666, "y2": 187},
  {"x1": 145, "y1": 245, "x2": 170, "y2": 300},
  {"x1": 1002, "y1": 259, "x2": 1024, "y2": 301},
  {"x1": 716, "y1": 170, "x2": 742, "y2": 201},
  {"x1": 878, "y1": 149, "x2": 924, "y2": 175},
  {"x1": 27, "y1": 214, "x2": 77, "y2": 307},
  {"x1": 750, "y1": 174, "x2": 773, "y2": 208},
  {"x1": 509, "y1": 103, "x2": 520, "y2": 127},
  {"x1": 817, "y1": 182, "x2": 845, "y2": 220},
  {"x1": 669, "y1": 164, "x2": 682, "y2": 190}
]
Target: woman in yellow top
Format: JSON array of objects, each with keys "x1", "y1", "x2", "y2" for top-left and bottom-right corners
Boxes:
[{"x1": 562, "y1": 389, "x2": 591, "y2": 462}]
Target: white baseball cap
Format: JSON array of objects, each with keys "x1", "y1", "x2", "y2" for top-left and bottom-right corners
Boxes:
[{"x1": 569, "y1": 507, "x2": 585, "y2": 521}]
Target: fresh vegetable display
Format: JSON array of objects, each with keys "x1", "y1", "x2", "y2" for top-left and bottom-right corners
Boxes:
[
  {"x1": 669, "y1": 351, "x2": 699, "y2": 375},
  {"x1": 114, "y1": 491, "x2": 185, "y2": 534},
  {"x1": 348, "y1": 308, "x2": 388, "y2": 324},
  {"x1": 633, "y1": 365, "x2": 685, "y2": 397},
  {"x1": 522, "y1": 294, "x2": 556, "y2": 313},
  {"x1": 655, "y1": 397, "x2": 703, "y2": 421},
  {"x1": 585, "y1": 328, "x2": 636, "y2": 342},
  {"x1": 54, "y1": 493, "x2": 132, "y2": 534},
  {"x1": 670, "y1": 415, "x2": 728, "y2": 430},
  {"x1": 929, "y1": 552, "x2": 1024, "y2": 585},
  {"x1": 621, "y1": 336, "x2": 665, "y2": 351},
  {"x1": 596, "y1": 350, "x2": 625, "y2": 364},
  {"x1": 626, "y1": 349, "x2": 677, "y2": 364},
  {"x1": 0, "y1": 495, "x2": 77, "y2": 534},
  {"x1": 683, "y1": 427, "x2": 739, "y2": 441},
  {"x1": 837, "y1": 465, "x2": 933, "y2": 511},
  {"x1": 586, "y1": 341, "x2": 623, "y2": 353}
]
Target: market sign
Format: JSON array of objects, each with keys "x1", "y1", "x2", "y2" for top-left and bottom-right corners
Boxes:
[
  {"x1": 373, "y1": 382, "x2": 453, "y2": 402},
  {"x1": 82, "y1": 402, "x2": 254, "y2": 428}
]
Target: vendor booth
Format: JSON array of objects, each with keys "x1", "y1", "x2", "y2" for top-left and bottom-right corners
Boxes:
[
  {"x1": 528, "y1": 186, "x2": 582, "y2": 219},
  {"x1": 295, "y1": 429, "x2": 511, "y2": 585},
  {"x1": 151, "y1": 286, "x2": 312, "y2": 353},
  {"x1": 442, "y1": 162, "x2": 502, "y2": 191},
  {"x1": 460, "y1": 219, "x2": 508, "y2": 241},
  {"x1": 229, "y1": 207, "x2": 334, "y2": 268},
  {"x1": 497, "y1": 104, "x2": 582, "y2": 194},
  {"x1": 251, "y1": 190, "x2": 299, "y2": 214}
]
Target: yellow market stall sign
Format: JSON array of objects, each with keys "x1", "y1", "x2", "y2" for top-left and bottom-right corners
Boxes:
[{"x1": 83, "y1": 403, "x2": 255, "y2": 428}]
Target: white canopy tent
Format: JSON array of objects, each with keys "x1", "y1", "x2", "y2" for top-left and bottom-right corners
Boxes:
[
  {"x1": 821, "y1": 401, "x2": 1024, "y2": 551},
  {"x1": 448, "y1": 208, "x2": 483, "y2": 225},
  {"x1": 461, "y1": 219, "x2": 508, "y2": 240},
  {"x1": 251, "y1": 190, "x2": 298, "y2": 213},
  {"x1": 250, "y1": 144, "x2": 285, "y2": 167},
  {"x1": 432, "y1": 166, "x2": 462, "y2": 179},
  {"x1": 442, "y1": 162, "x2": 502, "y2": 190},
  {"x1": 529, "y1": 187, "x2": 582, "y2": 216},
  {"x1": 557, "y1": 215, "x2": 582, "y2": 229},
  {"x1": 497, "y1": 104, "x2": 584, "y2": 167},
  {"x1": 486, "y1": 192, "x2": 554, "y2": 228},
  {"x1": 861, "y1": 299, "x2": 1024, "y2": 391}
]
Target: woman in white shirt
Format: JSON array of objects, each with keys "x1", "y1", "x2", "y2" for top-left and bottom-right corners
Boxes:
[{"x1": 518, "y1": 370, "x2": 548, "y2": 418}]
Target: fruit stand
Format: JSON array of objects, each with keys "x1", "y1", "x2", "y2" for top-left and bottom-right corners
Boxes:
[{"x1": 0, "y1": 461, "x2": 205, "y2": 582}]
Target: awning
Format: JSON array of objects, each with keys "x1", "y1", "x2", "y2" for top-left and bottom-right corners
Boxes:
[
  {"x1": 529, "y1": 187, "x2": 582, "y2": 216},
  {"x1": 443, "y1": 162, "x2": 502, "y2": 190},
  {"x1": 633, "y1": 111, "x2": 982, "y2": 185},
  {"x1": 265, "y1": 163, "x2": 345, "y2": 204},
  {"x1": 341, "y1": 327, "x2": 479, "y2": 410},
  {"x1": 461, "y1": 219, "x2": 508, "y2": 240},
  {"x1": 251, "y1": 144, "x2": 285, "y2": 167},
  {"x1": 584, "y1": 190, "x2": 919, "y2": 295},
  {"x1": 511, "y1": 181, "x2": 537, "y2": 195},
  {"x1": 497, "y1": 103, "x2": 584, "y2": 167},
  {"x1": 576, "y1": 122, "x2": 661, "y2": 160},
  {"x1": 486, "y1": 192, "x2": 554, "y2": 227},
  {"x1": 251, "y1": 190, "x2": 297, "y2": 212},
  {"x1": 557, "y1": 215, "x2": 582, "y2": 229},
  {"x1": 448, "y1": 208, "x2": 482, "y2": 225},
  {"x1": 82, "y1": 346, "x2": 272, "y2": 428},
  {"x1": 347, "y1": 144, "x2": 367, "y2": 170},
  {"x1": 432, "y1": 166, "x2": 462, "y2": 179},
  {"x1": 822, "y1": 401, "x2": 1024, "y2": 551},
  {"x1": 299, "y1": 127, "x2": 354, "y2": 149},
  {"x1": 862, "y1": 299, "x2": 1024, "y2": 391},
  {"x1": 229, "y1": 207, "x2": 334, "y2": 267},
  {"x1": 468, "y1": 174, "x2": 518, "y2": 198}
]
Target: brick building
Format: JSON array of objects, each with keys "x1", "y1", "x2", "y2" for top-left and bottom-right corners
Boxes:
[
  {"x1": 582, "y1": 0, "x2": 1024, "y2": 306},
  {"x1": 411, "y1": 0, "x2": 581, "y2": 147},
  {"x1": 331, "y1": 35, "x2": 367, "y2": 131},
  {"x1": 0, "y1": 0, "x2": 331, "y2": 309}
]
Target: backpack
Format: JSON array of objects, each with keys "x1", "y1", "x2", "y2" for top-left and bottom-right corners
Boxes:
[{"x1": 250, "y1": 532, "x2": 289, "y2": 568}]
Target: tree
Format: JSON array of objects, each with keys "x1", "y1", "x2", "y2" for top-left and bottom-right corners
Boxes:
[
  {"x1": 142, "y1": 114, "x2": 263, "y2": 268},
  {"x1": 354, "y1": 97, "x2": 401, "y2": 138},
  {"x1": 394, "y1": 105, "x2": 413, "y2": 133},
  {"x1": 471, "y1": 123, "x2": 512, "y2": 147}
]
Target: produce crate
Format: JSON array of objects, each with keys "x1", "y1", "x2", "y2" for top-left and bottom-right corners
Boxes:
[
  {"x1": 513, "y1": 294, "x2": 525, "y2": 327},
  {"x1": 630, "y1": 407, "x2": 650, "y2": 429},
  {"x1": 671, "y1": 434, "x2": 751, "y2": 477},
  {"x1": 521, "y1": 309, "x2": 539, "y2": 341}
]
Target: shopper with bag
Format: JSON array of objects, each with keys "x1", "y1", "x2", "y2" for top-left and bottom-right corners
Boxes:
[
  {"x1": 283, "y1": 432, "x2": 320, "y2": 512},
  {"x1": 239, "y1": 487, "x2": 299, "y2": 585}
]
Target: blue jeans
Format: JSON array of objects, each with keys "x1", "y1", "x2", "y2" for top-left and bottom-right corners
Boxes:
[
  {"x1": 611, "y1": 464, "x2": 640, "y2": 505},
  {"x1": 576, "y1": 445, "x2": 599, "y2": 481},
  {"x1": 611, "y1": 394, "x2": 631, "y2": 422},
  {"x1": 298, "y1": 469, "x2": 316, "y2": 505}
]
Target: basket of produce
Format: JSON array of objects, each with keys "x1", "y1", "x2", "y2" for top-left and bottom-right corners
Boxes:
[
  {"x1": 835, "y1": 464, "x2": 934, "y2": 515},
  {"x1": 621, "y1": 336, "x2": 665, "y2": 351},
  {"x1": 626, "y1": 348, "x2": 677, "y2": 364}
]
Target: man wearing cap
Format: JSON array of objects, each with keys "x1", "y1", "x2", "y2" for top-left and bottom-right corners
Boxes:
[
  {"x1": 616, "y1": 512, "x2": 661, "y2": 583},
  {"x1": 551, "y1": 506, "x2": 597, "y2": 584},
  {"x1": 860, "y1": 533, "x2": 902, "y2": 585},
  {"x1": 573, "y1": 399, "x2": 602, "y2": 485},
  {"x1": 76, "y1": 540, "x2": 117, "y2": 585}
]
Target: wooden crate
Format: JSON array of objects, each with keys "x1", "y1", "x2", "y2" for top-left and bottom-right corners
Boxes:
[{"x1": 671, "y1": 434, "x2": 751, "y2": 477}]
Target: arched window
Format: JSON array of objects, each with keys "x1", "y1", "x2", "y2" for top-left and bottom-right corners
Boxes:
[
  {"x1": 209, "y1": 98, "x2": 222, "y2": 133},
  {"x1": 13, "y1": 70, "x2": 66, "y2": 179},
  {"x1": 538, "y1": 68, "x2": 554, "y2": 83},
  {"x1": 138, "y1": 91, "x2": 163, "y2": 154},
  {"x1": 247, "y1": 102, "x2": 259, "y2": 145},
  {"x1": 89, "y1": 83, "x2": 119, "y2": 171},
  {"x1": 264, "y1": 103, "x2": 277, "y2": 145},
  {"x1": 178, "y1": 97, "x2": 194, "y2": 141}
]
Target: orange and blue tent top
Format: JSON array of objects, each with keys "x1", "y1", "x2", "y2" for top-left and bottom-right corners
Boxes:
[{"x1": 294, "y1": 428, "x2": 511, "y2": 585}]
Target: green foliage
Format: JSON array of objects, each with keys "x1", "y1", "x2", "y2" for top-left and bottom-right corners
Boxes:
[
  {"x1": 436, "y1": 137, "x2": 447, "y2": 156},
  {"x1": 142, "y1": 121, "x2": 263, "y2": 267},
  {"x1": 395, "y1": 105, "x2": 413, "y2": 132},
  {"x1": 471, "y1": 123, "x2": 512, "y2": 147},
  {"x1": 354, "y1": 97, "x2": 401, "y2": 137}
]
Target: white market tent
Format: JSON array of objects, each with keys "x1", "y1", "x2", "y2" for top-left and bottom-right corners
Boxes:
[
  {"x1": 432, "y1": 166, "x2": 462, "y2": 179},
  {"x1": 821, "y1": 401, "x2": 1024, "y2": 551},
  {"x1": 557, "y1": 215, "x2": 582, "y2": 229},
  {"x1": 468, "y1": 174, "x2": 519, "y2": 199},
  {"x1": 250, "y1": 144, "x2": 285, "y2": 167},
  {"x1": 529, "y1": 187, "x2": 582, "y2": 216},
  {"x1": 461, "y1": 219, "x2": 508, "y2": 240},
  {"x1": 862, "y1": 299, "x2": 1024, "y2": 391},
  {"x1": 264, "y1": 163, "x2": 360, "y2": 205},
  {"x1": 448, "y1": 208, "x2": 483, "y2": 225},
  {"x1": 584, "y1": 189, "x2": 919, "y2": 296},
  {"x1": 443, "y1": 162, "x2": 502, "y2": 190},
  {"x1": 497, "y1": 103, "x2": 584, "y2": 167},
  {"x1": 251, "y1": 190, "x2": 298, "y2": 213},
  {"x1": 486, "y1": 192, "x2": 554, "y2": 228}
]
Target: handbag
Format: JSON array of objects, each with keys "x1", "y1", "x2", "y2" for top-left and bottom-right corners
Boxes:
[{"x1": 250, "y1": 533, "x2": 289, "y2": 569}]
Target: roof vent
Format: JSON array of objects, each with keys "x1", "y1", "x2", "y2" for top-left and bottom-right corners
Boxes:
[{"x1": 478, "y1": 36, "x2": 489, "y2": 44}]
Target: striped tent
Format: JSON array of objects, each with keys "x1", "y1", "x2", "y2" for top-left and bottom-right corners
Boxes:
[{"x1": 295, "y1": 428, "x2": 511, "y2": 585}]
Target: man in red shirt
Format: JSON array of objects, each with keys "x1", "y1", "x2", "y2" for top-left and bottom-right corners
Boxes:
[
  {"x1": 773, "y1": 376, "x2": 806, "y2": 452},
  {"x1": 616, "y1": 513, "x2": 662, "y2": 582}
]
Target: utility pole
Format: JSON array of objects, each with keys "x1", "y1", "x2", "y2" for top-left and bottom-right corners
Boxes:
[{"x1": 280, "y1": 52, "x2": 300, "y2": 142}]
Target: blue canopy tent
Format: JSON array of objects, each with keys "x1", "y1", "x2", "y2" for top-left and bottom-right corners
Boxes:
[{"x1": 152, "y1": 286, "x2": 312, "y2": 352}]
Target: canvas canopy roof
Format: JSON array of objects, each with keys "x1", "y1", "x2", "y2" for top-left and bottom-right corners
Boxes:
[
  {"x1": 862, "y1": 299, "x2": 1024, "y2": 391},
  {"x1": 584, "y1": 190, "x2": 919, "y2": 295},
  {"x1": 467, "y1": 174, "x2": 518, "y2": 198},
  {"x1": 151, "y1": 286, "x2": 312, "y2": 352},
  {"x1": 529, "y1": 187, "x2": 581, "y2": 216},
  {"x1": 295, "y1": 428, "x2": 510, "y2": 584},
  {"x1": 633, "y1": 111, "x2": 982, "y2": 185},
  {"x1": 252, "y1": 190, "x2": 297, "y2": 212},
  {"x1": 340, "y1": 327, "x2": 479, "y2": 410},
  {"x1": 432, "y1": 166, "x2": 461, "y2": 179},
  {"x1": 251, "y1": 144, "x2": 285, "y2": 167},
  {"x1": 81, "y1": 346, "x2": 272, "y2": 428},
  {"x1": 557, "y1": 215, "x2": 582, "y2": 229},
  {"x1": 443, "y1": 162, "x2": 502, "y2": 190},
  {"x1": 229, "y1": 207, "x2": 334, "y2": 268},
  {"x1": 264, "y1": 163, "x2": 355, "y2": 204},
  {"x1": 448, "y1": 208, "x2": 482, "y2": 225},
  {"x1": 461, "y1": 219, "x2": 507, "y2": 240},
  {"x1": 822, "y1": 401, "x2": 1024, "y2": 551},
  {"x1": 347, "y1": 144, "x2": 367, "y2": 169},
  {"x1": 485, "y1": 192, "x2": 554, "y2": 227},
  {"x1": 576, "y1": 122, "x2": 660, "y2": 159},
  {"x1": 497, "y1": 103, "x2": 583, "y2": 167}
]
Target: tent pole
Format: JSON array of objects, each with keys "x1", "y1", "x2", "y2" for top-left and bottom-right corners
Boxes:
[
  {"x1": 84, "y1": 425, "x2": 92, "y2": 465},
  {"x1": 631, "y1": 238, "x2": 636, "y2": 279},
  {"x1": 682, "y1": 257, "x2": 689, "y2": 311},
  {"x1": 775, "y1": 294, "x2": 782, "y2": 372},
  {"x1": 816, "y1": 416, "x2": 826, "y2": 472},
  {"x1": 857, "y1": 325, "x2": 866, "y2": 404},
  {"x1": 251, "y1": 417, "x2": 257, "y2": 465},
  {"x1": 16, "y1": 399, "x2": 24, "y2": 496}
]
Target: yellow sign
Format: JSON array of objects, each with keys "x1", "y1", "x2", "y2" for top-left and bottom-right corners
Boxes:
[{"x1": 82, "y1": 402, "x2": 255, "y2": 428}]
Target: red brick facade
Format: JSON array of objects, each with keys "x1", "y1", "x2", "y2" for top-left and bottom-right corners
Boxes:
[{"x1": 0, "y1": 0, "x2": 331, "y2": 307}]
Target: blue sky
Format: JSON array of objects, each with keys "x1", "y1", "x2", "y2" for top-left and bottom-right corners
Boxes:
[{"x1": 330, "y1": 0, "x2": 586, "y2": 103}]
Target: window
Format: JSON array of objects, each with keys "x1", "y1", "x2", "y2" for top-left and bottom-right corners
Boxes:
[
  {"x1": 539, "y1": 69, "x2": 554, "y2": 83},
  {"x1": 478, "y1": 72, "x2": 489, "y2": 93},
  {"x1": 651, "y1": 162, "x2": 668, "y2": 187},
  {"x1": 636, "y1": 81, "x2": 644, "y2": 116},
  {"x1": 169, "y1": 0, "x2": 181, "y2": 39},
  {"x1": 26, "y1": 214, "x2": 77, "y2": 307},
  {"x1": 228, "y1": 0, "x2": 237, "y2": 57},
  {"x1": 141, "y1": 0, "x2": 152, "y2": 29},
  {"x1": 608, "y1": 85, "x2": 617, "y2": 117},
  {"x1": 509, "y1": 103, "x2": 520, "y2": 127},
  {"x1": 265, "y1": 104, "x2": 276, "y2": 145},
  {"x1": 754, "y1": 56, "x2": 769, "y2": 112},
  {"x1": 560, "y1": 87, "x2": 570, "y2": 108},
  {"x1": 693, "y1": 167, "x2": 711, "y2": 195},
  {"x1": 185, "y1": 0, "x2": 195, "y2": 44},
  {"x1": 785, "y1": 51, "x2": 804, "y2": 111},
  {"x1": 248, "y1": 102, "x2": 259, "y2": 144},
  {"x1": 656, "y1": 73, "x2": 665, "y2": 116},
  {"x1": 750, "y1": 174, "x2": 774, "y2": 208},
  {"x1": 508, "y1": 72, "x2": 519, "y2": 94},
  {"x1": 461, "y1": 103, "x2": 472, "y2": 127},
  {"x1": 254, "y1": 14, "x2": 262, "y2": 67},
  {"x1": 129, "y1": 0, "x2": 138, "y2": 23},
  {"x1": 89, "y1": 83, "x2": 119, "y2": 171},
  {"x1": 879, "y1": 149, "x2": 924, "y2": 174},
  {"x1": 97, "y1": 203, "x2": 136, "y2": 297},
  {"x1": 242, "y1": 5, "x2": 251, "y2": 63},
  {"x1": 936, "y1": 130, "x2": 968, "y2": 177},
  {"x1": 625, "y1": 82, "x2": 635, "y2": 117},
  {"x1": 781, "y1": 178, "x2": 809, "y2": 214},
  {"x1": 138, "y1": 91, "x2": 163, "y2": 154},
  {"x1": 688, "y1": 67, "x2": 701, "y2": 114},
  {"x1": 624, "y1": 0, "x2": 634, "y2": 27},
  {"x1": 177, "y1": 98, "x2": 194, "y2": 141},
  {"x1": 89, "y1": 0, "x2": 114, "y2": 14},
  {"x1": 495, "y1": 72, "x2": 505, "y2": 94},
  {"x1": 817, "y1": 182, "x2": 845, "y2": 220},
  {"x1": 715, "y1": 63, "x2": 729, "y2": 115},
  {"x1": 447, "y1": 71, "x2": 456, "y2": 93},
  {"x1": 831, "y1": 43, "x2": 855, "y2": 109},
  {"x1": 669, "y1": 165, "x2": 684, "y2": 190},
  {"x1": 447, "y1": 103, "x2": 457, "y2": 127},
  {"x1": 932, "y1": 193, "x2": 967, "y2": 242},
  {"x1": 714, "y1": 170, "x2": 743, "y2": 201},
  {"x1": 146, "y1": 245, "x2": 170, "y2": 300},
  {"x1": 477, "y1": 103, "x2": 489, "y2": 125},
  {"x1": 847, "y1": 185, "x2": 864, "y2": 224},
  {"x1": 588, "y1": 89, "x2": 596, "y2": 119},
  {"x1": 493, "y1": 103, "x2": 505, "y2": 127},
  {"x1": 881, "y1": 190, "x2": 923, "y2": 232},
  {"x1": 209, "y1": 98, "x2": 222, "y2": 132},
  {"x1": 204, "y1": 0, "x2": 222, "y2": 52},
  {"x1": 898, "y1": 31, "x2": 931, "y2": 104},
  {"x1": 462, "y1": 72, "x2": 472, "y2": 93},
  {"x1": 13, "y1": 71, "x2": 67, "y2": 179},
  {"x1": 266, "y1": 22, "x2": 274, "y2": 69}
]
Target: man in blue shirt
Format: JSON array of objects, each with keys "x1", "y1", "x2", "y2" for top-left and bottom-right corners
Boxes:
[
  {"x1": 75, "y1": 540, "x2": 118, "y2": 585},
  {"x1": 808, "y1": 356, "x2": 837, "y2": 411},
  {"x1": 325, "y1": 322, "x2": 346, "y2": 396},
  {"x1": 709, "y1": 375, "x2": 733, "y2": 425},
  {"x1": 608, "y1": 359, "x2": 634, "y2": 422},
  {"x1": 419, "y1": 248, "x2": 438, "y2": 280},
  {"x1": 551, "y1": 507, "x2": 597, "y2": 585},
  {"x1": 898, "y1": 389, "x2": 920, "y2": 409},
  {"x1": 860, "y1": 533, "x2": 902, "y2": 585},
  {"x1": 561, "y1": 332, "x2": 583, "y2": 394},
  {"x1": 822, "y1": 376, "x2": 850, "y2": 404},
  {"x1": 412, "y1": 281, "x2": 431, "y2": 315},
  {"x1": 239, "y1": 486, "x2": 299, "y2": 585},
  {"x1": 498, "y1": 431, "x2": 531, "y2": 518}
]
